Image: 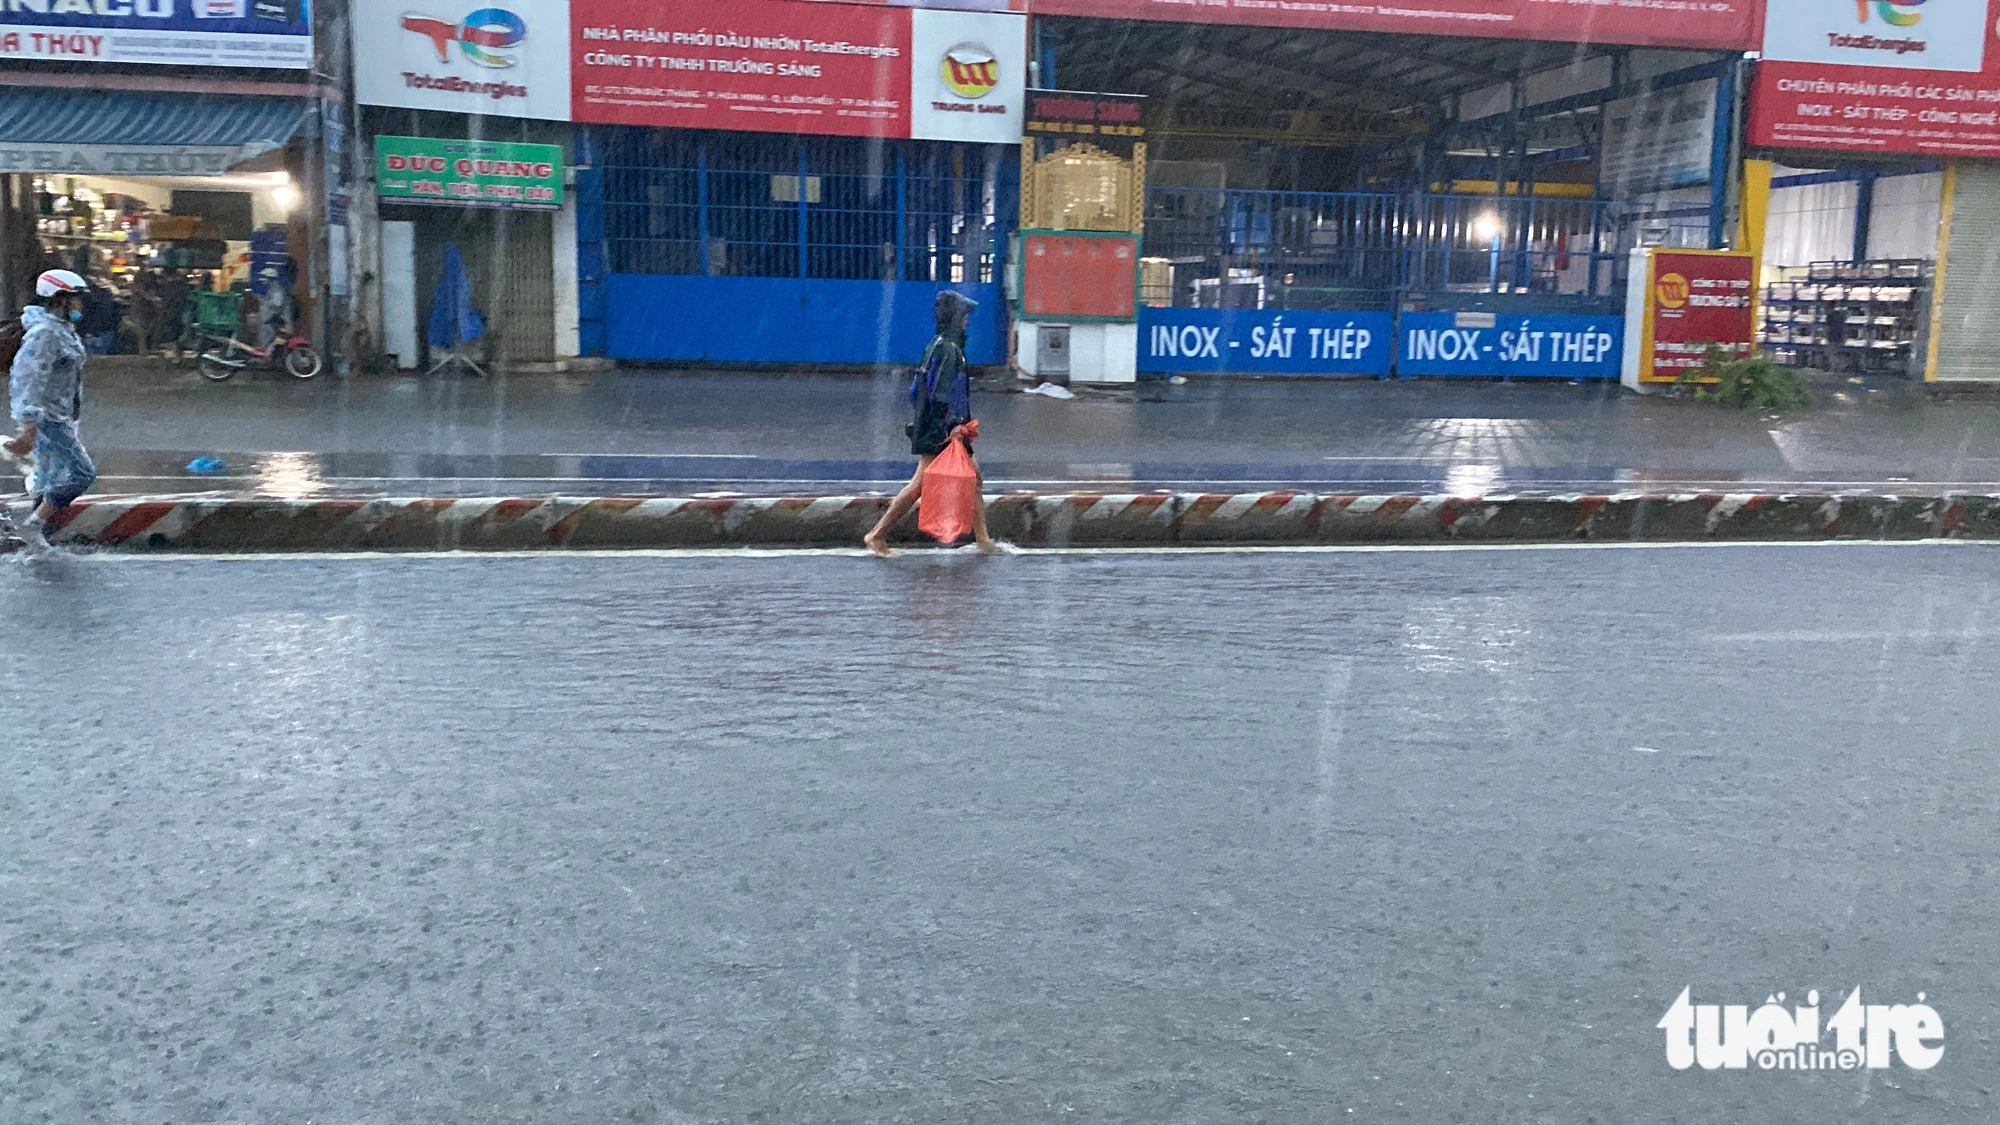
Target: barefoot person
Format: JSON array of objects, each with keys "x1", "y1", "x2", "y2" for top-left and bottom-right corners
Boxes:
[
  {"x1": 6, "y1": 270, "x2": 97, "y2": 544},
  {"x1": 864, "y1": 291, "x2": 999, "y2": 557}
]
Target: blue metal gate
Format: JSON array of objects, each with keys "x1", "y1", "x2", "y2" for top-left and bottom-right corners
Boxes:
[{"x1": 577, "y1": 128, "x2": 1016, "y2": 366}]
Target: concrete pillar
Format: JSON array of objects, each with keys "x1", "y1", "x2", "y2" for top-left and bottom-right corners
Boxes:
[{"x1": 553, "y1": 196, "x2": 579, "y2": 359}]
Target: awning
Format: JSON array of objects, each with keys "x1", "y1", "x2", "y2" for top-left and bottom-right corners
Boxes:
[{"x1": 0, "y1": 88, "x2": 308, "y2": 177}]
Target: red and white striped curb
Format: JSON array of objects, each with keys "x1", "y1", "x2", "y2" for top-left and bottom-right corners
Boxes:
[{"x1": 15, "y1": 490, "x2": 2000, "y2": 551}]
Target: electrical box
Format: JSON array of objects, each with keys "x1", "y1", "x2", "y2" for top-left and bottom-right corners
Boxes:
[
  {"x1": 1034, "y1": 324, "x2": 1070, "y2": 376},
  {"x1": 1016, "y1": 321, "x2": 1136, "y2": 384}
]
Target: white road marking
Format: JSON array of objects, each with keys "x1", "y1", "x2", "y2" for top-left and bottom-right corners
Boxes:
[
  {"x1": 541, "y1": 453, "x2": 762, "y2": 459},
  {"x1": 43, "y1": 539, "x2": 2000, "y2": 563}
]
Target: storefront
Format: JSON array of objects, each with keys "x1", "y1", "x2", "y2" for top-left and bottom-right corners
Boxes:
[
  {"x1": 1742, "y1": 0, "x2": 2000, "y2": 382},
  {"x1": 356, "y1": 121, "x2": 572, "y2": 368},
  {"x1": 350, "y1": 0, "x2": 578, "y2": 369},
  {"x1": 569, "y1": 0, "x2": 1029, "y2": 366},
  {"x1": 0, "y1": 2, "x2": 318, "y2": 354},
  {"x1": 349, "y1": 0, "x2": 1027, "y2": 370},
  {"x1": 1027, "y1": 0, "x2": 1762, "y2": 379}
]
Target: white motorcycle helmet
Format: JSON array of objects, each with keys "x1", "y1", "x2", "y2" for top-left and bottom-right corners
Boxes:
[{"x1": 35, "y1": 269, "x2": 87, "y2": 297}]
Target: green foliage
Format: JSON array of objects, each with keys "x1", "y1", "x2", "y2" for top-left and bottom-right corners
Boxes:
[{"x1": 1671, "y1": 345, "x2": 1813, "y2": 412}]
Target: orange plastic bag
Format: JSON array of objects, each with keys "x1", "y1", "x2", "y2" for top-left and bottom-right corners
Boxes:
[{"x1": 917, "y1": 420, "x2": 980, "y2": 544}]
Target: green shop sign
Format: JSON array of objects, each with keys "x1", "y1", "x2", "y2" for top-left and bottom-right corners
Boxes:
[{"x1": 375, "y1": 136, "x2": 563, "y2": 211}]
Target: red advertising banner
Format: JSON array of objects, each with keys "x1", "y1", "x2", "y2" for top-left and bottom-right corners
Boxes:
[
  {"x1": 1634, "y1": 249, "x2": 1755, "y2": 383},
  {"x1": 795, "y1": 0, "x2": 1024, "y2": 7},
  {"x1": 571, "y1": 0, "x2": 911, "y2": 137},
  {"x1": 1024, "y1": 0, "x2": 1757, "y2": 51},
  {"x1": 1750, "y1": 0, "x2": 2000, "y2": 156},
  {"x1": 1021, "y1": 233, "x2": 1138, "y2": 320}
]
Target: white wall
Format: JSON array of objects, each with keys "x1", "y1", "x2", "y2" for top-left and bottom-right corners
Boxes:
[
  {"x1": 380, "y1": 220, "x2": 418, "y2": 369},
  {"x1": 1868, "y1": 172, "x2": 1944, "y2": 262}
]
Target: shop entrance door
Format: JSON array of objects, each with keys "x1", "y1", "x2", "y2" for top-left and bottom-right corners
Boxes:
[{"x1": 404, "y1": 205, "x2": 556, "y2": 366}]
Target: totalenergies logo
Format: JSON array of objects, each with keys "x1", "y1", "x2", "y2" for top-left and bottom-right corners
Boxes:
[
  {"x1": 402, "y1": 8, "x2": 526, "y2": 68},
  {"x1": 1855, "y1": 0, "x2": 1924, "y2": 28},
  {"x1": 941, "y1": 42, "x2": 999, "y2": 99},
  {"x1": 1656, "y1": 272, "x2": 1690, "y2": 310}
]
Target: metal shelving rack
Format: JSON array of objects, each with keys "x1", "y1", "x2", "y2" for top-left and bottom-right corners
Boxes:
[{"x1": 1758, "y1": 258, "x2": 1931, "y2": 376}]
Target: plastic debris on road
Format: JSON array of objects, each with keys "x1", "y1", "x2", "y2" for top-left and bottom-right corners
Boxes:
[
  {"x1": 1026, "y1": 383, "x2": 1076, "y2": 400},
  {"x1": 185, "y1": 457, "x2": 227, "y2": 474}
]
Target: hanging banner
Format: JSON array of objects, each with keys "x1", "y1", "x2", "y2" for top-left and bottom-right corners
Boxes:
[
  {"x1": 1138, "y1": 308, "x2": 1392, "y2": 377},
  {"x1": 1622, "y1": 248, "x2": 1755, "y2": 387},
  {"x1": 352, "y1": 0, "x2": 573, "y2": 121},
  {"x1": 568, "y1": 0, "x2": 1022, "y2": 141},
  {"x1": 1600, "y1": 78, "x2": 1718, "y2": 195},
  {"x1": 374, "y1": 136, "x2": 564, "y2": 210},
  {"x1": 1750, "y1": 0, "x2": 2000, "y2": 156},
  {"x1": 1399, "y1": 313, "x2": 1622, "y2": 379},
  {"x1": 1024, "y1": 0, "x2": 1756, "y2": 51},
  {"x1": 0, "y1": 0, "x2": 312, "y2": 68}
]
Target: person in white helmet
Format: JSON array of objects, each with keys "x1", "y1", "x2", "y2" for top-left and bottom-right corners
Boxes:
[{"x1": 5, "y1": 269, "x2": 97, "y2": 541}]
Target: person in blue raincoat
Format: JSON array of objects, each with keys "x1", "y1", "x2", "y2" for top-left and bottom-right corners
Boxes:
[
  {"x1": 5, "y1": 269, "x2": 98, "y2": 541},
  {"x1": 864, "y1": 290, "x2": 1000, "y2": 556}
]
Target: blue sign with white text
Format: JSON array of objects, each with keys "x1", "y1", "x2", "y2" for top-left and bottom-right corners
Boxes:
[
  {"x1": 0, "y1": 0, "x2": 312, "y2": 69},
  {"x1": 1397, "y1": 313, "x2": 1623, "y2": 379},
  {"x1": 1139, "y1": 308, "x2": 1393, "y2": 377}
]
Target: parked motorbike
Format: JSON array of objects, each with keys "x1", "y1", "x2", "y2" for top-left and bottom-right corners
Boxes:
[{"x1": 197, "y1": 330, "x2": 322, "y2": 381}]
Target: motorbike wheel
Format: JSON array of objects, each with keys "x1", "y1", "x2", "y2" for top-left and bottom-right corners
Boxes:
[
  {"x1": 284, "y1": 344, "x2": 323, "y2": 379},
  {"x1": 198, "y1": 348, "x2": 237, "y2": 381}
]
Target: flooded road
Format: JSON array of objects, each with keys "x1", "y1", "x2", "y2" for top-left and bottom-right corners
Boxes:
[{"x1": 3, "y1": 545, "x2": 1996, "y2": 1122}]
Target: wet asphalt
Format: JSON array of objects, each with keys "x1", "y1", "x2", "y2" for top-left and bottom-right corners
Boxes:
[
  {"x1": 53, "y1": 362, "x2": 2000, "y2": 497},
  {"x1": 4, "y1": 545, "x2": 2000, "y2": 1122}
]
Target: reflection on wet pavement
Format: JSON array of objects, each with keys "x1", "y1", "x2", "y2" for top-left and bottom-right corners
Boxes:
[
  {"x1": 20, "y1": 446, "x2": 1947, "y2": 498},
  {"x1": 39, "y1": 363, "x2": 2000, "y2": 497}
]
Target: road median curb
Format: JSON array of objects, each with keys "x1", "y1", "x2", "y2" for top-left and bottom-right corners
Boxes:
[{"x1": 23, "y1": 491, "x2": 2000, "y2": 551}]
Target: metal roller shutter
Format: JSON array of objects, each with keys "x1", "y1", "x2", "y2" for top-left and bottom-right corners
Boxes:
[
  {"x1": 410, "y1": 207, "x2": 557, "y2": 366},
  {"x1": 483, "y1": 209, "x2": 556, "y2": 364},
  {"x1": 1934, "y1": 162, "x2": 2000, "y2": 383}
]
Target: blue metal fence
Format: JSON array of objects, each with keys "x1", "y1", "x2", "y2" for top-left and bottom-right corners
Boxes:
[
  {"x1": 1144, "y1": 186, "x2": 1403, "y2": 310},
  {"x1": 595, "y1": 128, "x2": 1014, "y2": 287},
  {"x1": 1401, "y1": 193, "x2": 1621, "y2": 301},
  {"x1": 578, "y1": 127, "x2": 1705, "y2": 366},
  {"x1": 593, "y1": 138, "x2": 1673, "y2": 313},
  {"x1": 1144, "y1": 185, "x2": 1656, "y2": 313}
]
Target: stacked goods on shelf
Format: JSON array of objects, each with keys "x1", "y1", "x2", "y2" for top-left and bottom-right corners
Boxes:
[{"x1": 1758, "y1": 259, "x2": 1929, "y2": 376}]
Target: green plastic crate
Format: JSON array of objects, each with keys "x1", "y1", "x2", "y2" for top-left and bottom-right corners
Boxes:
[{"x1": 188, "y1": 290, "x2": 242, "y2": 336}]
